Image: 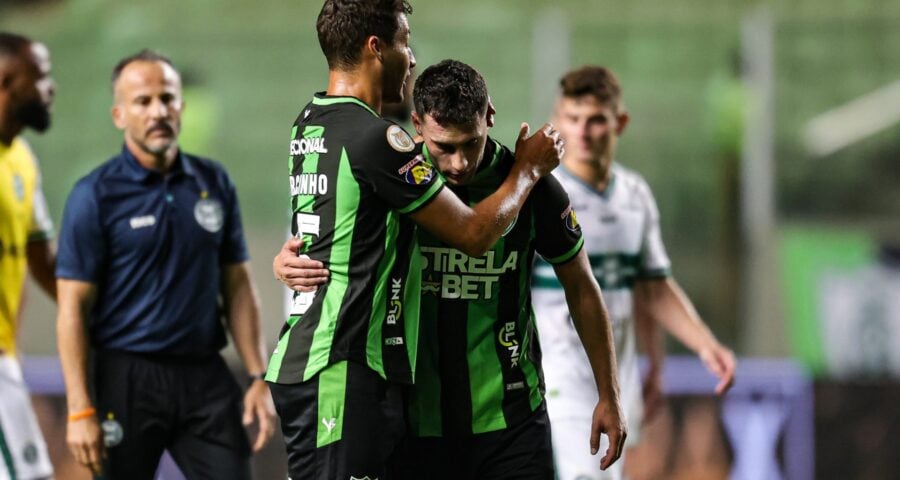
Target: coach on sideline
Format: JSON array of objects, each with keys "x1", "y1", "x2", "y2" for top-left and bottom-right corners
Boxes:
[{"x1": 55, "y1": 49, "x2": 274, "y2": 479}]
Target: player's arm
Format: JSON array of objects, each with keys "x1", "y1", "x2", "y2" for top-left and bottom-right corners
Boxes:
[
  {"x1": 633, "y1": 277, "x2": 735, "y2": 395},
  {"x1": 222, "y1": 261, "x2": 275, "y2": 452},
  {"x1": 634, "y1": 296, "x2": 665, "y2": 421},
  {"x1": 26, "y1": 240, "x2": 56, "y2": 299},
  {"x1": 553, "y1": 249, "x2": 627, "y2": 470},
  {"x1": 56, "y1": 278, "x2": 105, "y2": 475},
  {"x1": 409, "y1": 123, "x2": 562, "y2": 257}
]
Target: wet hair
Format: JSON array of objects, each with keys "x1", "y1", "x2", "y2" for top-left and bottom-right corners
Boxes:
[
  {"x1": 317, "y1": 0, "x2": 412, "y2": 70},
  {"x1": 559, "y1": 65, "x2": 623, "y2": 113},
  {"x1": 413, "y1": 59, "x2": 488, "y2": 126},
  {"x1": 111, "y1": 49, "x2": 176, "y2": 89}
]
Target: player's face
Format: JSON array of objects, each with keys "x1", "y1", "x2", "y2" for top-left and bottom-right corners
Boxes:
[
  {"x1": 555, "y1": 95, "x2": 624, "y2": 171},
  {"x1": 8, "y1": 42, "x2": 55, "y2": 133},
  {"x1": 112, "y1": 60, "x2": 183, "y2": 157},
  {"x1": 413, "y1": 112, "x2": 488, "y2": 187},
  {"x1": 381, "y1": 13, "x2": 416, "y2": 104}
]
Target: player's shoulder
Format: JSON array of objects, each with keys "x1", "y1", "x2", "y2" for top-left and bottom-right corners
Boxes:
[{"x1": 612, "y1": 162, "x2": 654, "y2": 198}]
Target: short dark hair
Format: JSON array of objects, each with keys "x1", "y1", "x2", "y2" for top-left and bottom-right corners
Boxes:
[
  {"x1": 316, "y1": 0, "x2": 412, "y2": 70},
  {"x1": 413, "y1": 59, "x2": 488, "y2": 126},
  {"x1": 0, "y1": 32, "x2": 31, "y2": 60},
  {"x1": 559, "y1": 65, "x2": 623, "y2": 113},
  {"x1": 111, "y1": 49, "x2": 176, "y2": 89}
]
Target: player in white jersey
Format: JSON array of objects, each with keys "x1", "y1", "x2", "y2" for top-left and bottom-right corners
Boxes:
[{"x1": 533, "y1": 66, "x2": 736, "y2": 480}]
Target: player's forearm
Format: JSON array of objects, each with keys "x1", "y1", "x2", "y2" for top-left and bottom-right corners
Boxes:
[
  {"x1": 634, "y1": 303, "x2": 665, "y2": 375},
  {"x1": 568, "y1": 290, "x2": 621, "y2": 401},
  {"x1": 56, "y1": 280, "x2": 95, "y2": 411},
  {"x1": 224, "y1": 264, "x2": 267, "y2": 375},
  {"x1": 27, "y1": 240, "x2": 57, "y2": 300},
  {"x1": 643, "y1": 278, "x2": 721, "y2": 354},
  {"x1": 463, "y1": 166, "x2": 539, "y2": 254}
]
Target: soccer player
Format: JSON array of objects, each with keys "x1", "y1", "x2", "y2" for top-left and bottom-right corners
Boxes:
[
  {"x1": 0, "y1": 32, "x2": 56, "y2": 480},
  {"x1": 265, "y1": 1, "x2": 563, "y2": 479},
  {"x1": 531, "y1": 65, "x2": 737, "y2": 480},
  {"x1": 274, "y1": 59, "x2": 627, "y2": 480},
  {"x1": 55, "y1": 50, "x2": 275, "y2": 479}
]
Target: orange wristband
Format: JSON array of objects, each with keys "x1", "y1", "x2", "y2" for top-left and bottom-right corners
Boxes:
[{"x1": 67, "y1": 407, "x2": 96, "y2": 422}]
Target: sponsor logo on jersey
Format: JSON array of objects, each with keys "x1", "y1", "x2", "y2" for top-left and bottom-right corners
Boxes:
[
  {"x1": 561, "y1": 205, "x2": 581, "y2": 233},
  {"x1": 498, "y1": 322, "x2": 520, "y2": 367},
  {"x1": 0, "y1": 240, "x2": 24, "y2": 258},
  {"x1": 290, "y1": 137, "x2": 328, "y2": 156},
  {"x1": 22, "y1": 442, "x2": 38, "y2": 465},
  {"x1": 505, "y1": 381, "x2": 525, "y2": 391},
  {"x1": 420, "y1": 247, "x2": 519, "y2": 300},
  {"x1": 12, "y1": 173, "x2": 24, "y2": 201},
  {"x1": 129, "y1": 214, "x2": 156, "y2": 230},
  {"x1": 397, "y1": 154, "x2": 435, "y2": 185},
  {"x1": 350, "y1": 476, "x2": 379, "y2": 480},
  {"x1": 386, "y1": 125, "x2": 415, "y2": 152},
  {"x1": 290, "y1": 173, "x2": 329, "y2": 196},
  {"x1": 194, "y1": 198, "x2": 224, "y2": 233},
  {"x1": 387, "y1": 278, "x2": 402, "y2": 325},
  {"x1": 384, "y1": 337, "x2": 404, "y2": 346},
  {"x1": 322, "y1": 417, "x2": 337, "y2": 433}
]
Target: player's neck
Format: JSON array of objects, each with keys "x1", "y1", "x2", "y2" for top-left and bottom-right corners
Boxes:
[
  {"x1": 563, "y1": 155, "x2": 613, "y2": 191},
  {"x1": 326, "y1": 69, "x2": 382, "y2": 115},
  {"x1": 0, "y1": 117, "x2": 22, "y2": 146}
]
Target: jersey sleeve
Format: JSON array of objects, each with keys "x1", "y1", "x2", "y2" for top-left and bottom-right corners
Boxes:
[
  {"x1": 55, "y1": 179, "x2": 106, "y2": 282},
  {"x1": 26, "y1": 154, "x2": 53, "y2": 242},
  {"x1": 217, "y1": 168, "x2": 250, "y2": 265},
  {"x1": 354, "y1": 123, "x2": 445, "y2": 214},
  {"x1": 534, "y1": 175, "x2": 584, "y2": 264},
  {"x1": 635, "y1": 176, "x2": 672, "y2": 278}
]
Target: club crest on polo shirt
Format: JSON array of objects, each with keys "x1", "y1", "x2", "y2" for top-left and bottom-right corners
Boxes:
[
  {"x1": 194, "y1": 197, "x2": 224, "y2": 233},
  {"x1": 102, "y1": 413, "x2": 124, "y2": 447},
  {"x1": 386, "y1": 125, "x2": 414, "y2": 152},
  {"x1": 397, "y1": 154, "x2": 435, "y2": 185}
]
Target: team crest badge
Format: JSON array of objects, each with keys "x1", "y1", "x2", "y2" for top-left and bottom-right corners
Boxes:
[
  {"x1": 194, "y1": 196, "x2": 224, "y2": 233},
  {"x1": 22, "y1": 442, "x2": 38, "y2": 465},
  {"x1": 102, "y1": 413, "x2": 124, "y2": 447},
  {"x1": 12, "y1": 174, "x2": 24, "y2": 201},
  {"x1": 562, "y1": 205, "x2": 581, "y2": 233},
  {"x1": 397, "y1": 155, "x2": 435, "y2": 185},
  {"x1": 386, "y1": 125, "x2": 414, "y2": 152}
]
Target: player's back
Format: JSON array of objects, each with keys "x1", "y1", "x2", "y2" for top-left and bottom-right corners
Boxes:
[{"x1": 268, "y1": 93, "x2": 445, "y2": 386}]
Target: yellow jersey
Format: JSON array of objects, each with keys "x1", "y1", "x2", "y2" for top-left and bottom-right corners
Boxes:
[{"x1": 0, "y1": 137, "x2": 53, "y2": 354}]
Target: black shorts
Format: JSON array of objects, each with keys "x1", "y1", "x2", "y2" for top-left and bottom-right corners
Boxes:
[
  {"x1": 268, "y1": 360, "x2": 407, "y2": 480},
  {"x1": 399, "y1": 403, "x2": 554, "y2": 480},
  {"x1": 93, "y1": 350, "x2": 250, "y2": 480}
]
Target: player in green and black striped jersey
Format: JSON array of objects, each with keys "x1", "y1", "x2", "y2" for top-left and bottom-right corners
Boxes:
[
  {"x1": 267, "y1": 3, "x2": 565, "y2": 479},
  {"x1": 277, "y1": 59, "x2": 627, "y2": 480}
]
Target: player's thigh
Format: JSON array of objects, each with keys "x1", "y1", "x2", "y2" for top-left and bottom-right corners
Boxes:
[
  {"x1": 475, "y1": 405, "x2": 554, "y2": 480},
  {"x1": 0, "y1": 356, "x2": 53, "y2": 480},
  {"x1": 393, "y1": 436, "x2": 460, "y2": 480},
  {"x1": 270, "y1": 361, "x2": 406, "y2": 480}
]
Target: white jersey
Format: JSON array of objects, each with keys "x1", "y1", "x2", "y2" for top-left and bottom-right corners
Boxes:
[
  {"x1": 533, "y1": 163, "x2": 670, "y2": 479},
  {"x1": 0, "y1": 355, "x2": 53, "y2": 480}
]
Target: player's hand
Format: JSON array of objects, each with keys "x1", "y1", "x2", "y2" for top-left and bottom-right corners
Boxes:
[
  {"x1": 242, "y1": 380, "x2": 276, "y2": 453},
  {"x1": 513, "y1": 122, "x2": 564, "y2": 180},
  {"x1": 273, "y1": 237, "x2": 329, "y2": 292},
  {"x1": 66, "y1": 414, "x2": 106, "y2": 475},
  {"x1": 699, "y1": 343, "x2": 736, "y2": 395},
  {"x1": 641, "y1": 368, "x2": 665, "y2": 423},
  {"x1": 590, "y1": 398, "x2": 627, "y2": 471}
]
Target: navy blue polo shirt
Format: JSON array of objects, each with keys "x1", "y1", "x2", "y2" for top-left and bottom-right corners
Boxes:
[{"x1": 56, "y1": 146, "x2": 249, "y2": 356}]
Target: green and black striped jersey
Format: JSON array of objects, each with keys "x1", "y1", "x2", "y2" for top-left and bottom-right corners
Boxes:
[
  {"x1": 408, "y1": 138, "x2": 584, "y2": 437},
  {"x1": 266, "y1": 93, "x2": 445, "y2": 385}
]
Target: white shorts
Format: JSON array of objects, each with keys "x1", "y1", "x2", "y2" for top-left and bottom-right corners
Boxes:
[{"x1": 0, "y1": 355, "x2": 53, "y2": 480}]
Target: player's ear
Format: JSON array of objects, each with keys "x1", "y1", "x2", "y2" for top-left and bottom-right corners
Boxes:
[
  {"x1": 486, "y1": 98, "x2": 496, "y2": 128},
  {"x1": 411, "y1": 111, "x2": 423, "y2": 135},
  {"x1": 366, "y1": 35, "x2": 384, "y2": 63},
  {"x1": 111, "y1": 103, "x2": 125, "y2": 130},
  {"x1": 616, "y1": 111, "x2": 630, "y2": 135}
]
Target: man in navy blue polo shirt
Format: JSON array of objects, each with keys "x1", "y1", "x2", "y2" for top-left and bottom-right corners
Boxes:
[{"x1": 55, "y1": 49, "x2": 274, "y2": 479}]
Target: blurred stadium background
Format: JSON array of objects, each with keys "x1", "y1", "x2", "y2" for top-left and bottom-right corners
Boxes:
[{"x1": 3, "y1": 0, "x2": 899, "y2": 478}]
